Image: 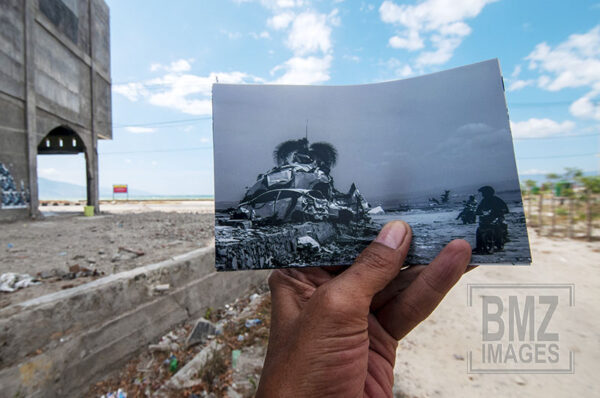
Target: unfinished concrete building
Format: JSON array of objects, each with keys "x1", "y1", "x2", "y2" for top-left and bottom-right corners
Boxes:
[{"x1": 0, "y1": 0, "x2": 111, "y2": 221}]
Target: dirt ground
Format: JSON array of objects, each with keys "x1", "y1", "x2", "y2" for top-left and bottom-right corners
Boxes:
[
  {"x1": 2, "y1": 201, "x2": 599, "y2": 397},
  {"x1": 0, "y1": 201, "x2": 214, "y2": 308}
]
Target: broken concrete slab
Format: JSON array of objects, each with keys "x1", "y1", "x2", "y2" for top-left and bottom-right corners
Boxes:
[
  {"x1": 186, "y1": 318, "x2": 217, "y2": 348},
  {"x1": 0, "y1": 245, "x2": 269, "y2": 398}
]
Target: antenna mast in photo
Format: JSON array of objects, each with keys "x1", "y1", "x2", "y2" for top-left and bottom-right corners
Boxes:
[{"x1": 305, "y1": 119, "x2": 308, "y2": 140}]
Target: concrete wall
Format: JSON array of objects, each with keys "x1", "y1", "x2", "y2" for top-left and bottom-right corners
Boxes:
[
  {"x1": 0, "y1": 0, "x2": 111, "y2": 220},
  {"x1": 0, "y1": 246, "x2": 270, "y2": 397}
]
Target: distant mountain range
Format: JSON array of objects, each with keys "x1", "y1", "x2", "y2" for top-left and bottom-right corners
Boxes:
[{"x1": 38, "y1": 178, "x2": 157, "y2": 200}]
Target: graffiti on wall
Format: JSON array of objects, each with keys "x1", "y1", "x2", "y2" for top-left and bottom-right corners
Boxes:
[{"x1": 0, "y1": 162, "x2": 29, "y2": 209}]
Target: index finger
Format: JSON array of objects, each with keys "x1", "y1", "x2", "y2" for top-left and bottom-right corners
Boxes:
[{"x1": 376, "y1": 239, "x2": 471, "y2": 340}]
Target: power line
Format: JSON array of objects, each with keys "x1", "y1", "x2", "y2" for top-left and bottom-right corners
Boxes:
[
  {"x1": 100, "y1": 146, "x2": 212, "y2": 155},
  {"x1": 113, "y1": 116, "x2": 211, "y2": 129}
]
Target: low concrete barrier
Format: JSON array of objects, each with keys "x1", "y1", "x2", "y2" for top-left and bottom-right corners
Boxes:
[{"x1": 0, "y1": 245, "x2": 269, "y2": 397}]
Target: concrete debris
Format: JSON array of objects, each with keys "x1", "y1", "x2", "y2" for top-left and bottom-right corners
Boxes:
[
  {"x1": 186, "y1": 318, "x2": 217, "y2": 348},
  {"x1": 152, "y1": 284, "x2": 170, "y2": 293},
  {"x1": 368, "y1": 205, "x2": 385, "y2": 215},
  {"x1": 165, "y1": 340, "x2": 224, "y2": 389},
  {"x1": 297, "y1": 235, "x2": 320, "y2": 250},
  {"x1": 0, "y1": 272, "x2": 40, "y2": 292},
  {"x1": 150, "y1": 331, "x2": 181, "y2": 353}
]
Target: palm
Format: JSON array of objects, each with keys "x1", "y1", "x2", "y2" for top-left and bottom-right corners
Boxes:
[{"x1": 264, "y1": 266, "x2": 422, "y2": 397}]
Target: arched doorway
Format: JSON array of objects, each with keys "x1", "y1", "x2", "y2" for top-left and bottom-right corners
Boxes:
[{"x1": 37, "y1": 125, "x2": 95, "y2": 211}]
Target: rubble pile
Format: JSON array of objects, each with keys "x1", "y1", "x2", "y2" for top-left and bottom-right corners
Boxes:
[
  {"x1": 88, "y1": 284, "x2": 271, "y2": 398},
  {"x1": 215, "y1": 222, "x2": 336, "y2": 270}
]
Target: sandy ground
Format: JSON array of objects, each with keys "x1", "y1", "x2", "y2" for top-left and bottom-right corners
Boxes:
[
  {"x1": 393, "y1": 227, "x2": 600, "y2": 398},
  {"x1": 0, "y1": 201, "x2": 214, "y2": 308}
]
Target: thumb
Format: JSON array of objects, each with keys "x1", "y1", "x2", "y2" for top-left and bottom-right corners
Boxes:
[{"x1": 332, "y1": 221, "x2": 412, "y2": 303}]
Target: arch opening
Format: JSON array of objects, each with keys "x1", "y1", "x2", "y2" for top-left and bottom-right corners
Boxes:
[
  {"x1": 38, "y1": 126, "x2": 86, "y2": 155},
  {"x1": 36, "y1": 126, "x2": 94, "y2": 209}
]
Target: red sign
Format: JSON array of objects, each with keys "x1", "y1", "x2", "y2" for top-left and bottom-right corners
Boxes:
[{"x1": 113, "y1": 184, "x2": 128, "y2": 193}]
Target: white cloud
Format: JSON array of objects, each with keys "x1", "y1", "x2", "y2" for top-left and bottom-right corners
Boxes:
[
  {"x1": 125, "y1": 126, "x2": 156, "y2": 134},
  {"x1": 268, "y1": 12, "x2": 295, "y2": 29},
  {"x1": 114, "y1": 59, "x2": 257, "y2": 115},
  {"x1": 150, "y1": 59, "x2": 192, "y2": 73},
  {"x1": 524, "y1": 25, "x2": 600, "y2": 120},
  {"x1": 266, "y1": 5, "x2": 339, "y2": 84},
  {"x1": 507, "y1": 79, "x2": 535, "y2": 91},
  {"x1": 570, "y1": 96, "x2": 600, "y2": 120},
  {"x1": 286, "y1": 12, "x2": 332, "y2": 55},
  {"x1": 389, "y1": 29, "x2": 424, "y2": 51},
  {"x1": 271, "y1": 55, "x2": 332, "y2": 84},
  {"x1": 510, "y1": 118, "x2": 575, "y2": 139},
  {"x1": 39, "y1": 167, "x2": 58, "y2": 177},
  {"x1": 113, "y1": 82, "x2": 148, "y2": 102},
  {"x1": 250, "y1": 31, "x2": 271, "y2": 39},
  {"x1": 221, "y1": 30, "x2": 242, "y2": 39},
  {"x1": 343, "y1": 54, "x2": 361, "y2": 62},
  {"x1": 380, "y1": 0, "x2": 498, "y2": 67},
  {"x1": 511, "y1": 65, "x2": 522, "y2": 78}
]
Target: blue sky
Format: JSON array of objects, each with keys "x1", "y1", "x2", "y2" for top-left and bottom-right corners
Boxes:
[{"x1": 38, "y1": 0, "x2": 600, "y2": 196}]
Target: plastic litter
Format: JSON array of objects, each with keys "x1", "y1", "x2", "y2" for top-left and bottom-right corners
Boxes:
[
  {"x1": 0, "y1": 272, "x2": 40, "y2": 292},
  {"x1": 101, "y1": 388, "x2": 127, "y2": 398},
  {"x1": 245, "y1": 318, "x2": 262, "y2": 328},
  {"x1": 232, "y1": 349, "x2": 241, "y2": 369},
  {"x1": 169, "y1": 356, "x2": 178, "y2": 372},
  {"x1": 7, "y1": 243, "x2": 13, "y2": 249}
]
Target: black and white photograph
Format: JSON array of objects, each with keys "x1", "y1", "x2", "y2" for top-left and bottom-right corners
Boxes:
[{"x1": 213, "y1": 59, "x2": 531, "y2": 271}]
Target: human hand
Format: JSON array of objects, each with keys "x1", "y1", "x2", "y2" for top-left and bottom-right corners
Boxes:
[{"x1": 256, "y1": 221, "x2": 472, "y2": 398}]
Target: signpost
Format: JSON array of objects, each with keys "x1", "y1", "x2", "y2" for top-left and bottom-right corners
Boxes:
[{"x1": 113, "y1": 184, "x2": 129, "y2": 200}]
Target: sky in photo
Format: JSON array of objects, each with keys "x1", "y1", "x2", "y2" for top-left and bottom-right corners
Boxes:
[
  {"x1": 213, "y1": 60, "x2": 519, "y2": 204},
  {"x1": 38, "y1": 0, "x2": 600, "y2": 196}
]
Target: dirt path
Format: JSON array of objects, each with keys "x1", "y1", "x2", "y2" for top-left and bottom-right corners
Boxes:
[
  {"x1": 393, "y1": 228, "x2": 600, "y2": 397},
  {"x1": 0, "y1": 203, "x2": 214, "y2": 308}
]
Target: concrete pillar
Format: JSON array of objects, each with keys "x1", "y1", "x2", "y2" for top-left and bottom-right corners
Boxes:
[
  {"x1": 24, "y1": 0, "x2": 39, "y2": 218},
  {"x1": 88, "y1": 0, "x2": 100, "y2": 214}
]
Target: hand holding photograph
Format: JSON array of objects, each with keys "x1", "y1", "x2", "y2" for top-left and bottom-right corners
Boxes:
[{"x1": 213, "y1": 59, "x2": 532, "y2": 271}]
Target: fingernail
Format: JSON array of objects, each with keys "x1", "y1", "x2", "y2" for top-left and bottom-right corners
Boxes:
[{"x1": 375, "y1": 221, "x2": 406, "y2": 249}]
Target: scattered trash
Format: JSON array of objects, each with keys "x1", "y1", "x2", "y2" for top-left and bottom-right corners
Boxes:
[
  {"x1": 513, "y1": 375, "x2": 527, "y2": 386},
  {"x1": 64, "y1": 264, "x2": 101, "y2": 279},
  {"x1": 58, "y1": 251, "x2": 67, "y2": 256},
  {"x1": 169, "y1": 356, "x2": 178, "y2": 373},
  {"x1": 368, "y1": 205, "x2": 385, "y2": 215},
  {"x1": 118, "y1": 246, "x2": 145, "y2": 257},
  {"x1": 7, "y1": 243, "x2": 13, "y2": 249},
  {"x1": 231, "y1": 349, "x2": 241, "y2": 369},
  {"x1": 101, "y1": 388, "x2": 127, "y2": 398},
  {"x1": 453, "y1": 354, "x2": 465, "y2": 361},
  {"x1": 0, "y1": 272, "x2": 40, "y2": 292},
  {"x1": 186, "y1": 318, "x2": 217, "y2": 348},
  {"x1": 245, "y1": 318, "x2": 262, "y2": 328},
  {"x1": 237, "y1": 334, "x2": 245, "y2": 341},
  {"x1": 153, "y1": 284, "x2": 170, "y2": 293},
  {"x1": 249, "y1": 293, "x2": 260, "y2": 302}
]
